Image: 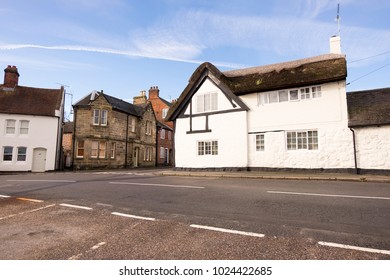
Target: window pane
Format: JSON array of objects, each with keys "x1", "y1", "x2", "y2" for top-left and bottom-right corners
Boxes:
[
  {"x1": 99, "y1": 142, "x2": 106, "y2": 158},
  {"x1": 258, "y1": 92, "x2": 269, "y2": 105},
  {"x1": 91, "y1": 141, "x2": 98, "y2": 157},
  {"x1": 198, "y1": 142, "x2": 204, "y2": 155},
  {"x1": 197, "y1": 95, "x2": 204, "y2": 113},
  {"x1": 211, "y1": 92, "x2": 218, "y2": 111},
  {"x1": 6, "y1": 120, "x2": 16, "y2": 134},
  {"x1": 287, "y1": 132, "x2": 297, "y2": 150},
  {"x1": 308, "y1": 131, "x2": 319, "y2": 150},
  {"x1": 300, "y1": 88, "x2": 310, "y2": 99},
  {"x1": 17, "y1": 147, "x2": 27, "y2": 161},
  {"x1": 20, "y1": 120, "x2": 29, "y2": 134},
  {"x1": 278, "y1": 90, "x2": 288, "y2": 102},
  {"x1": 269, "y1": 92, "x2": 278, "y2": 103},
  {"x1": 204, "y1": 94, "x2": 211, "y2": 112},
  {"x1": 312, "y1": 86, "x2": 322, "y2": 98},
  {"x1": 289, "y1": 90, "x2": 298, "y2": 101},
  {"x1": 212, "y1": 141, "x2": 218, "y2": 155},
  {"x1": 77, "y1": 140, "x2": 84, "y2": 157},
  {"x1": 3, "y1": 146, "x2": 13, "y2": 161},
  {"x1": 205, "y1": 141, "x2": 211, "y2": 155},
  {"x1": 93, "y1": 110, "x2": 100, "y2": 125},
  {"x1": 256, "y1": 134, "x2": 265, "y2": 151},
  {"x1": 101, "y1": 110, "x2": 107, "y2": 125},
  {"x1": 297, "y1": 132, "x2": 307, "y2": 149},
  {"x1": 111, "y1": 142, "x2": 116, "y2": 158}
]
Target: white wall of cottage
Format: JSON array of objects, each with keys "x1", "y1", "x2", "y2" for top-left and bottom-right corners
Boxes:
[
  {"x1": 354, "y1": 126, "x2": 390, "y2": 170},
  {"x1": 175, "y1": 78, "x2": 248, "y2": 168},
  {"x1": 0, "y1": 114, "x2": 59, "y2": 171},
  {"x1": 241, "y1": 81, "x2": 356, "y2": 170}
]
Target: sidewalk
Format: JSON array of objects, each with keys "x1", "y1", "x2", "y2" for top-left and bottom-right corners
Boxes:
[{"x1": 159, "y1": 169, "x2": 390, "y2": 183}]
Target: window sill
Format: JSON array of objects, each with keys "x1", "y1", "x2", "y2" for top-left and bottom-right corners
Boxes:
[{"x1": 186, "y1": 129, "x2": 212, "y2": 134}]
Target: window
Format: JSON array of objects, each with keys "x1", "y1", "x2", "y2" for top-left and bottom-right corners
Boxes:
[
  {"x1": 77, "y1": 140, "x2": 84, "y2": 158},
  {"x1": 168, "y1": 131, "x2": 172, "y2": 140},
  {"x1": 196, "y1": 92, "x2": 218, "y2": 113},
  {"x1": 162, "y1": 108, "x2": 168, "y2": 119},
  {"x1": 3, "y1": 146, "x2": 13, "y2": 161},
  {"x1": 197, "y1": 140, "x2": 218, "y2": 156},
  {"x1": 146, "y1": 121, "x2": 152, "y2": 135},
  {"x1": 278, "y1": 90, "x2": 288, "y2": 102},
  {"x1": 312, "y1": 86, "x2": 322, "y2": 98},
  {"x1": 91, "y1": 141, "x2": 98, "y2": 158},
  {"x1": 110, "y1": 142, "x2": 116, "y2": 159},
  {"x1": 289, "y1": 89, "x2": 299, "y2": 101},
  {"x1": 144, "y1": 147, "x2": 153, "y2": 161},
  {"x1": 17, "y1": 147, "x2": 27, "y2": 161},
  {"x1": 269, "y1": 92, "x2": 278, "y2": 103},
  {"x1": 160, "y1": 128, "x2": 165, "y2": 139},
  {"x1": 5, "y1": 119, "x2": 16, "y2": 134},
  {"x1": 258, "y1": 86, "x2": 322, "y2": 105},
  {"x1": 300, "y1": 88, "x2": 311, "y2": 100},
  {"x1": 160, "y1": 147, "x2": 165, "y2": 159},
  {"x1": 287, "y1": 130, "x2": 318, "y2": 150},
  {"x1": 19, "y1": 120, "x2": 29, "y2": 134},
  {"x1": 129, "y1": 116, "x2": 136, "y2": 133},
  {"x1": 256, "y1": 134, "x2": 265, "y2": 151},
  {"x1": 99, "y1": 141, "x2": 106, "y2": 158},
  {"x1": 93, "y1": 109, "x2": 108, "y2": 126}
]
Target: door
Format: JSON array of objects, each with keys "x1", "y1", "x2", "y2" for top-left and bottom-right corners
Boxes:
[
  {"x1": 133, "y1": 148, "x2": 139, "y2": 167},
  {"x1": 32, "y1": 148, "x2": 47, "y2": 172},
  {"x1": 165, "y1": 148, "x2": 169, "y2": 165}
]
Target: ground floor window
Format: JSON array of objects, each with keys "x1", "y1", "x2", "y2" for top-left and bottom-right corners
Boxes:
[
  {"x1": 287, "y1": 130, "x2": 318, "y2": 150},
  {"x1": 110, "y1": 142, "x2": 116, "y2": 159},
  {"x1": 197, "y1": 140, "x2": 218, "y2": 156},
  {"x1": 255, "y1": 134, "x2": 265, "y2": 151},
  {"x1": 17, "y1": 147, "x2": 27, "y2": 161},
  {"x1": 77, "y1": 140, "x2": 84, "y2": 158},
  {"x1": 3, "y1": 146, "x2": 13, "y2": 161},
  {"x1": 144, "y1": 147, "x2": 153, "y2": 161}
]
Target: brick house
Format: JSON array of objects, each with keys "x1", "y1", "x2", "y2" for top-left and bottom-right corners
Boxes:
[
  {"x1": 134, "y1": 87, "x2": 174, "y2": 166},
  {"x1": 72, "y1": 90, "x2": 156, "y2": 170}
]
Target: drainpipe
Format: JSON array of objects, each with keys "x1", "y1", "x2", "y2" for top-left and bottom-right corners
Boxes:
[
  {"x1": 71, "y1": 108, "x2": 77, "y2": 170},
  {"x1": 125, "y1": 115, "x2": 129, "y2": 168},
  {"x1": 349, "y1": 127, "x2": 359, "y2": 174}
]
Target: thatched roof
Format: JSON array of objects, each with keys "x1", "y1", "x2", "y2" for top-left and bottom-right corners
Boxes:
[
  {"x1": 347, "y1": 87, "x2": 390, "y2": 127},
  {"x1": 167, "y1": 54, "x2": 347, "y2": 121}
]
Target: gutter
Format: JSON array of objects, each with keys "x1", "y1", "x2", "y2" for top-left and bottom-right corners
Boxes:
[{"x1": 349, "y1": 127, "x2": 359, "y2": 174}]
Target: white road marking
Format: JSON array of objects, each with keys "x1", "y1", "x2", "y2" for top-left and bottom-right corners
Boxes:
[
  {"x1": 59, "y1": 203, "x2": 93, "y2": 210},
  {"x1": 109, "y1": 181, "x2": 204, "y2": 189},
  {"x1": 16, "y1": 197, "x2": 44, "y2": 203},
  {"x1": 111, "y1": 212, "x2": 156, "y2": 221},
  {"x1": 267, "y1": 190, "x2": 390, "y2": 200},
  {"x1": 318, "y1": 241, "x2": 390, "y2": 255},
  {"x1": 7, "y1": 179, "x2": 76, "y2": 182},
  {"x1": 190, "y1": 224, "x2": 265, "y2": 238},
  {"x1": 0, "y1": 204, "x2": 55, "y2": 220},
  {"x1": 68, "y1": 241, "x2": 107, "y2": 260},
  {"x1": 0, "y1": 195, "x2": 11, "y2": 198}
]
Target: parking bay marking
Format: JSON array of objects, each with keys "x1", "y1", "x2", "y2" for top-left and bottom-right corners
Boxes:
[
  {"x1": 0, "y1": 204, "x2": 56, "y2": 220},
  {"x1": 318, "y1": 241, "x2": 390, "y2": 255},
  {"x1": 60, "y1": 203, "x2": 93, "y2": 210},
  {"x1": 7, "y1": 179, "x2": 77, "y2": 183},
  {"x1": 267, "y1": 190, "x2": 390, "y2": 200},
  {"x1": 112, "y1": 212, "x2": 156, "y2": 221},
  {"x1": 109, "y1": 181, "x2": 204, "y2": 189},
  {"x1": 190, "y1": 224, "x2": 265, "y2": 238}
]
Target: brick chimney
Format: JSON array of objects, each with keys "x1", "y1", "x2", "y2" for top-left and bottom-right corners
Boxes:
[
  {"x1": 133, "y1": 90, "x2": 147, "y2": 105},
  {"x1": 3, "y1": 65, "x2": 19, "y2": 88},
  {"x1": 148, "y1": 86, "x2": 160, "y2": 100}
]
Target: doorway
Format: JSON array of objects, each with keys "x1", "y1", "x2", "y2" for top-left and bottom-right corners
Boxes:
[{"x1": 32, "y1": 148, "x2": 47, "y2": 172}]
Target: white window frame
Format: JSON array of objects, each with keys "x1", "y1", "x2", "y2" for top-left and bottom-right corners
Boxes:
[
  {"x1": 258, "y1": 85, "x2": 322, "y2": 106},
  {"x1": 197, "y1": 140, "x2": 218, "y2": 156},
  {"x1": 5, "y1": 119, "x2": 16, "y2": 134},
  {"x1": 286, "y1": 130, "x2": 318, "y2": 151},
  {"x1": 19, "y1": 120, "x2": 29, "y2": 135},
  {"x1": 17, "y1": 147, "x2": 27, "y2": 161},
  {"x1": 255, "y1": 134, "x2": 265, "y2": 152},
  {"x1": 3, "y1": 146, "x2": 13, "y2": 161},
  {"x1": 196, "y1": 92, "x2": 218, "y2": 113},
  {"x1": 93, "y1": 109, "x2": 108, "y2": 126},
  {"x1": 93, "y1": 110, "x2": 100, "y2": 125}
]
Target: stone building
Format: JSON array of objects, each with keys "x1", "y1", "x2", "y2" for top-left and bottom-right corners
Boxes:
[
  {"x1": 134, "y1": 87, "x2": 174, "y2": 166},
  {"x1": 62, "y1": 121, "x2": 73, "y2": 168},
  {"x1": 72, "y1": 90, "x2": 156, "y2": 170}
]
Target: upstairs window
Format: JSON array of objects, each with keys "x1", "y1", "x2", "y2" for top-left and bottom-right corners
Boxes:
[
  {"x1": 258, "y1": 86, "x2": 322, "y2": 105},
  {"x1": 145, "y1": 121, "x2": 152, "y2": 135},
  {"x1": 162, "y1": 108, "x2": 168, "y2": 119},
  {"x1": 93, "y1": 109, "x2": 108, "y2": 126},
  {"x1": 5, "y1": 119, "x2": 16, "y2": 134},
  {"x1": 196, "y1": 92, "x2": 218, "y2": 113},
  {"x1": 19, "y1": 120, "x2": 29, "y2": 135},
  {"x1": 160, "y1": 128, "x2": 165, "y2": 139}
]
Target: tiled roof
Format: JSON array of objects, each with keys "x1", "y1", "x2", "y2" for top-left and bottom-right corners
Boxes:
[
  {"x1": 0, "y1": 85, "x2": 63, "y2": 117},
  {"x1": 347, "y1": 87, "x2": 390, "y2": 127}
]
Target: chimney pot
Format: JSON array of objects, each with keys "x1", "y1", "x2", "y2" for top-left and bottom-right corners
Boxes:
[{"x1": 3, "y1": 65, "x2": 19, "y2": 88}]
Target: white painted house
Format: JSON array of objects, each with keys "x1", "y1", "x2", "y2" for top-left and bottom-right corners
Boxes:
[
  {"x1": 0, "y1": 66, "x2": 64, "y2": 172},
  {"x1": 167, "y1": 39, "x2": 372, "y2": 173}
]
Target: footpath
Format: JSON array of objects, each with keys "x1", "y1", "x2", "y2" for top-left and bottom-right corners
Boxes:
[{"x1": 159, "y1": 169, "x2": 390, "y2": 183}]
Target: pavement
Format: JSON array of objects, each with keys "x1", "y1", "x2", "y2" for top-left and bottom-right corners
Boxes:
[{"x1": 158, "y1": 169, "x2": 390, "y2": 183}]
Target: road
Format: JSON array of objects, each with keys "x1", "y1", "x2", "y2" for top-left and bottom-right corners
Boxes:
[{"x1": 0, "y1": 170, "x2": 389, "y2": 259}]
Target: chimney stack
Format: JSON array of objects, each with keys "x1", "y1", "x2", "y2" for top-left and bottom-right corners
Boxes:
[
  {"x1": 148, "y1": 86, "x2": 159, "y2": 100},
  {"x1": 3, "y1": 65, "x2": 19, "y2": 88},
  {"x1": 133, "y1": 90, "x2": 147, "y2": 104},
  {"x1": 330, "y1": 36, "x2": 342, "y2": 54}
]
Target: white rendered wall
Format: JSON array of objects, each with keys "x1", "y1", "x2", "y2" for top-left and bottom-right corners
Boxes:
[
  {"x1": 176, "y1": 78, "x2": 248, "y2": 168},
  {"x1": 354, "y1": 126, "x2": 390, "y2": 170},
  {"x1": 0, "y1": 114, "x2": 59, "y2": 171},
  {"x1": 242, "y1": 81, "x2": 356, "y2": 169}
]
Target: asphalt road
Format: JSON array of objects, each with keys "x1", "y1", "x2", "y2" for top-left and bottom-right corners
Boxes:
[{"x1": 0, "y1": 170, "x2": 389, "y2": 259}]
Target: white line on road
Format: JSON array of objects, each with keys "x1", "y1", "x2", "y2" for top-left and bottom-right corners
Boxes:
[
  {"x1": 59, "y1": 203, "x2": 93, "y2": 210},
  {"x1": 68, "y1": 242, "x2": 107, "y2": 260},
  {"x1": 7, "y1": 179, "x2": 76, "y2": 183},
  {"x1": 112, "y1": 212, "x2": 156, "y2": 221},
  {"x1": 318, "y1": 241, "x2": 390, "y2": 255},
  {"x1": 16, "y1": 197, "x2": 44, "y2": 203},
  {"x1": 0, "y1": 195, "x2": 11, "y2": 198},
  {"x1": 190, "y1": 224, "x2": 265, "y2": 238},
  {"x1": 267, "y1": 190, "x2": 390, "y2": 200},
  {"x1": 0, "y1": 204, "x2": 55, "y2": 220},
  {"x1": 109, "y1": 181, "x2": 204, "y2": 189}
]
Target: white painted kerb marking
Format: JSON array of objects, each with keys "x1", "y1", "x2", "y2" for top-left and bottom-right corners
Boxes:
[
  {"x1": 318, "y1": 241, "x2": 390, "y2": 255},
  {"x1": 110, "y1": 181, "x2": 204, "y2": 189},
  {"x1": 190, "y1": 224, "x2": 265, "y2": 238},
  {"x1": 60, "y1": 203, "x2": 92, "y2": 210},
  {"x1": 267, "y1": 191, "x2": 390, "y2": 200},
  {"x1": 112, "y1": 212, "x2": 156, "y2": 221}
]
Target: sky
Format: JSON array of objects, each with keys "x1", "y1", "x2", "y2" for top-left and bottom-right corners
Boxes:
[{"x1": 1, "y1": 0, "x2": 390, "y2": 121}]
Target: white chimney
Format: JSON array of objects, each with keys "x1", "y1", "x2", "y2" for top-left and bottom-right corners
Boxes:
[{"x1": 330, "y1": 36, "x2": 342, "y2": 54}]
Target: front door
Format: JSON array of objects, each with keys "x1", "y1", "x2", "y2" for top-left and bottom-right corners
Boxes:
[
  {"x1": 133, "y1": 148, "x2": 139, "y2": 167},
  {"x1": 32, "y1": 148, "x2": 47, "y2": 172}
]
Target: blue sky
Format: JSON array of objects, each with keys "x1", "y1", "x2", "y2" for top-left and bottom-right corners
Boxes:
[{"x1": 1, "y1": 0, "x2": 389, "y2": 120}]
